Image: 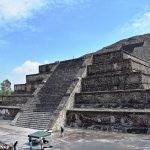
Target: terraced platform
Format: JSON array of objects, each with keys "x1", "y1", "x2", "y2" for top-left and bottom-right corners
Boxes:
[{"x1": 66, "y1": 50, "x2": 150, "y2": 134}]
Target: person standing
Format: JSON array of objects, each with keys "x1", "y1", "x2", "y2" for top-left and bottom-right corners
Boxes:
[
  {"x1": 40, "y1": 137, "x2": 43, "y2": 150},
  {"x1": 28, "y1": 137, "x2": 32, "y2": 150},
  {"x1": 13, "y1": 141, "x2": 18, "y2": 150},
  {"x1": 60, "y1": 126, "x2": 64, "y2": 137}
]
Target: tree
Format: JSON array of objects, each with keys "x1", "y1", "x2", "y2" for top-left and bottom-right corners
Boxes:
[{"x1": 0, "y1": 79, "x2": 11, "y2": 95}]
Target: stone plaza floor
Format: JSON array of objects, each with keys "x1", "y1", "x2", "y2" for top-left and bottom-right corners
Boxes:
[{"x1": 1, "y1": 120, "x2": 150, "y2": 150}]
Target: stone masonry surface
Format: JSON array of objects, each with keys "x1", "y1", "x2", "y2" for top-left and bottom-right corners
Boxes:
[{"x1": 66, "y1": 48, "x2": 150, "y2": 134}]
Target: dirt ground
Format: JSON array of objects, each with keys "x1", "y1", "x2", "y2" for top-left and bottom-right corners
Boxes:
[{"x1": 0, "y1": 120, "x2": 150, "y2": 150}]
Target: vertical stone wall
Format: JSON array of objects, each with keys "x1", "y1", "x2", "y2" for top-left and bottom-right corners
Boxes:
[
  {"x1": 66, "y1": 110, "x2": 150, "y2": 133},
  {"x1": 0, "y1": 107, "x2": 19, "y2": 120}
]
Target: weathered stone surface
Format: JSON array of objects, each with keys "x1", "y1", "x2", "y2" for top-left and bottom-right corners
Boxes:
[
  {"x1": 0, "y1": 107, "x2": 19, "y2": 120},
  {"x1": 14, "y1": 83, "x2": 43, "y2": 94},
  {"x1": 14, "y1": 84, "x2": 26, "y2": 94},
  {"x1": 88, "y1": 59, "x2": 150, "y2": 77},
  {"x1": 88, "y1": 59, "x2": 133, "y2": 76},
  {"x1": 26, "y1": 73, "x2": 49, "y2": 83},
  {"x1": 66, "y1": 109, "x2": 150, "y2": 134},
  {"x1": 75, "y1": 90, "x2": 150, "y2": 109},
  {"x1": 0, "y1": 95, "x2": 33, "y2": 106},
  {"x1": 39, "y1": 62, "x2": 58, "y2": 73},
  {"x1": 93, "y1": 50, "x2": 149, "y2": 65},
  {"x1": 81, "y1": 72, "x2": 150, "y2": 92}
]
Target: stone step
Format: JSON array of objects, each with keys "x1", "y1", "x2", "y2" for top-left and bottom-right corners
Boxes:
[
  {"x1": 18, "y1": 116, "x2": 51, "y2": 120},
  {"x1": 21, "y1": 109, "x2": 52, "y2": 113},
  {"x1": 18, "y1": 117, "x2": 51, "y2": 121},
  {"x1": 88, "y1": 58, "x2": 150, "y2": 77},
  {"x1": 16, "y1": 123, "x2": 48, "y2": 130},
  {"x1": 17, "y1": 120, "x2": 50, "y2": 124},
  {"x1": 18, "y1": 114, "x2": 51, "y2": 118},
  {"x1": 81, "y1": 72, "x2": 150, "y2": 92},
  {"x1": 17, "y1": 120, "x2": 50, "y2": 125},
  {"x1": 16, "y1": 119, "x2": 50, "y2": 125},
  {"x1": 66, "y1": 109, "x2": 150, "y2": 134},
  {"x1": 35, "y1": 104, "x2": 59, "y2": 108},
  {"x1": 33, "y1": 109, "x2": 56, "y2": 112},
  {"x1": 16, "y1": 121, "x2": 49, "y2": 126},
  {"x1": 17, "y1": 117, "x2": 50, "y2": 121},
  {"x1": 75, "y1": 89, "x2": 150, "y2": 109},
  {"x1": 21, "y1": 112, "x2": 52, "y2": 115}
]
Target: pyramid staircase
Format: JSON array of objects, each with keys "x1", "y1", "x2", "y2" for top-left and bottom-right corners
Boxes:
[
  {"x1": 15, "y1": 58, "x2": 84, "y2": 130},
  {"x1": 66, "y1": 50, "x2": 150, "y2": 134}
]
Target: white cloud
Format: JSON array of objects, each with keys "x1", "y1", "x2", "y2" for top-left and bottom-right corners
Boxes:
[
  {"x1": 120, "y1": 11, "x2": 150, "y2": 35},
  {"x1": 13, "y1": 60, "x2": 41, "y2": 74},
  {"x1": 7, "y1": 60, "x2": 49, "y2": 89},
  {"x1": 0, "y1": 0, "x2": 90, "y2": 30},
  {"x1": 0, "y1": 0, "x2": 49, "y2": 25}
]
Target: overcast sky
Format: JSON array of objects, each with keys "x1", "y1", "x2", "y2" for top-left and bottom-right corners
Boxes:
[{"x1": 0, "y1": 0, "x2": 150, "y2": 88}]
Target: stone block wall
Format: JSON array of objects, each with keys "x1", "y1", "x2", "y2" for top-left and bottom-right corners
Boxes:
[
  {"x1": 26, "y1": 83, "x2": 43, "y2": 93},
  {"x1": 93, "y1": 50, "x2": 124, "y2": 64},
  {"x1": 39, "y1": 62, "x2": 58, "y2": 73},
  {"x1": 14, "y1": 84, "x2": 26, "y2": 93},
  {"x1": 88, "y1": 58, "x2": 150, "y2": 77},
  {"x1": 26, "y1": 73, "x2": 49, "y2": 83},
  {"x1": 87, "y1": 59, "x2": 133, "y2": 76},
  {"x1": 0, "y1": 107, "x2": 19, "y2": 120},
  {"x1": 75, "y1": 90, "x2": 150, "y2": 109},
  {"x1": 66, "y1": 110, "x2": 150, "y2": 134},
  {"x1": 93, "y1": 50, "x2": 150, "y2": 66},
  {"x1": 0, "y1": 95, "x2": 33, "y2": 106},
  {"x1": 81, "y1": 72, "x2": 150, "y2": 92},
  {"x1": 66, "y1": 50, "x2": 150, "y2": 134}
]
